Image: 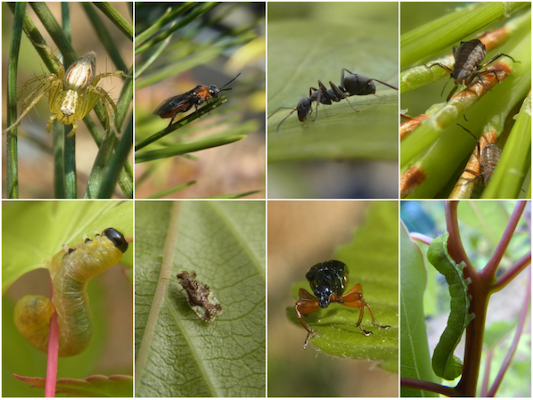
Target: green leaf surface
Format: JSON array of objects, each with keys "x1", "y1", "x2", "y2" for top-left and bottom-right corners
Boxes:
[
  {"x1": 287, "y1": 202, "x2": 398, "y2": 371},
  {"x1": 2, "y1": 202, "x2": 133, "y2": 291},
  {"x1": 135, "y1": 201, "x2": 265, "y2": 397},
  {"x1": 268, "y1": 4, "x2": 398, "y2": 162},
  {"x1": 13, "y1": 373, "x2": 132, "y2": 397},
  {"x1": 400, "y1": 222, "x2": 439, "y2": 397}
]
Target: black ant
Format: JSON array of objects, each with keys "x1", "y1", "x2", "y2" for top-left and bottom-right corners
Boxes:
[
  {"x1": 457, "y1": 124, "x2": 501, "y2": 187},
  {"x1": 269, "y1": 68, "x2": 398, "y2": 132},
  {"x1": 426, "y1": 39, "x2": 518, "y2": 101},
  {"x1": 153, "y1": 73, "x2": 241, "y2": 130},
  {"x1": 294, "y1": 260, "x2": 390, "y2": 349}
]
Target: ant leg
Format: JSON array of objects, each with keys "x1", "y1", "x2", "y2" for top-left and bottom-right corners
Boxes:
[{"x1": 329, "y1": 81, "x2": 359, "y2": 112}]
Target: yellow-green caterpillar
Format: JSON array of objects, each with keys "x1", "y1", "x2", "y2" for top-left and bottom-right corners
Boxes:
[
  {"x1": 427, "y1": 232, "x2": 475, "y2": 380},
  {"x1": 14, "y1": 228, "x2": 128, "y2": 357}
]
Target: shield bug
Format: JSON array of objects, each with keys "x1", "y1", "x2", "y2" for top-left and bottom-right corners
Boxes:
[
  {"x1": 426, "y1": 39, "x2": 518, "y2": 101},
  {"x1": 177, "y1": 271, "x2": 222, "y2": 322},
  {"x1": 294, "y1": 260, "x2": 389, "y2": 349},
  {"x1": 153, "y1": 73, "x2": 241, "y2": 130}
]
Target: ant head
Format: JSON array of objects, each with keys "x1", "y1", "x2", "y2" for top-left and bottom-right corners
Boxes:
[
  {"x1": 209, "y1": 72, "x2": 242, "y2": 98},
  {"x1": 296, "y1": 97, "x2": 312, "y2": 122},
  {"x1": 343, "y1": 73, "x2": 376, "y2": 95}
]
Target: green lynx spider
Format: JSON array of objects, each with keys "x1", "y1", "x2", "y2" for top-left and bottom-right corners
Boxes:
[{"x1": 4, "y1": 43, "x2": 128, "y2": 137}]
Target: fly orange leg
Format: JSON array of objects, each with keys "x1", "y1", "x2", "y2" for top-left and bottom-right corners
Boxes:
[
  {"x1": 337, "y1": 284, "x2": 390, "y2": 335},
  {"x1": 295, "y1": 288, "x2": 321, "y2": 349}
]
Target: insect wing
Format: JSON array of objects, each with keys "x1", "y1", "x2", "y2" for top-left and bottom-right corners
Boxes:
[{"x1": 153, "y1": 92, "x2": 195, "y2": 116}]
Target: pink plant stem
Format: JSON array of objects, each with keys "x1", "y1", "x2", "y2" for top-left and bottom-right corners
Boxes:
[
  {"x1": 45, "y1": 280, "x2": 58, "y2": 397},
  {"x1": 487, "y1": 266, "x2": 531, "y2": 397}
]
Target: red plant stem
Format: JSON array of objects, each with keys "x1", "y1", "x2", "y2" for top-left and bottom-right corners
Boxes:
[
  {"x1": 45, "y1": 280, "x2": 58, "y2": 397},
  {"x1": 487, "y1": 267, "x2": 531, "y2": 396},
  {"x1": 401, "y1": 377, "x2": 457, "y2": 397},
  {"x1": 492, "y1": 251, "x2": 531, "y2": 292},
  {"x1": 444, "y1": 201, "x2": 475, "y2": 277},
  {"x1": 481, "y1": 201, "x2": 527, "y2": 280}
]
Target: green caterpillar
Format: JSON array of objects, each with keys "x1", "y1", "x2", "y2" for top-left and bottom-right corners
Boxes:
[
  {"x1": 427, "y1": 232, "x2": 475, "y2": 380},
  {"x1": 13, "y1": 228, "x2": 128, "y2": 357}
]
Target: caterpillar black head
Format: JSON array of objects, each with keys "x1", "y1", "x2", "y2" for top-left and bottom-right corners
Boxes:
[{"x1": 102, "y1": 228, "x2": 128, "y2": 253}]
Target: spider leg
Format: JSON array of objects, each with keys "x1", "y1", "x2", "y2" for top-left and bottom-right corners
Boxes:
[
  {"x1": 91, "y1": 70, "x2": 130, "y2": 86},
  {"x1": 4, "y1": 86, "x2": 53, "y2": 134},
  {"x1": 88, "y1": 85, "x2": 119, "y2": 135}
]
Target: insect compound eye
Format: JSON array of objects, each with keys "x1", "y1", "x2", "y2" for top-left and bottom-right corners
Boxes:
[
  {"x1": 209, "y1": 85, "x2": 220, "y2": 97},
  {"x1": 102, "y1": 228, "x2": 128, "y2": 253}
]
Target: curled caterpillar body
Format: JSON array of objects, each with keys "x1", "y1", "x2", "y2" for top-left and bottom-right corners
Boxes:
[{"x1": 14, "y1": 228, "x2": 128, "y2": 357}]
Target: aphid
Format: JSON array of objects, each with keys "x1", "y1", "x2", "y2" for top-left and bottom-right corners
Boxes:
[
  {"x1": 4, "y1": 43, "x2": 129, "y2": 137},
  {"x1": 14, "y1": 228, "x2": 128, "y2": 357},
  {"x1": 426, "y1": 38, "x2": 518, "y2": 101},
  {"x1": 269, "y1": 68, "x2": 397, "y2": 132},
  {"x1": 294, "y1": 260, "x2": 389, "y2": 349},
  {"x1": 458, "y1": 124, "x2": 501, "y2": 187},
  {"x1": 153, "y1": 73, "x2": 241, "y2": 130},
  {"x1": 177, "y1": 271, "x2": 222, "y2": 322}
]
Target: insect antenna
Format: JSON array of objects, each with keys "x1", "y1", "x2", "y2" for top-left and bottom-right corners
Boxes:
[
  {"x1": 218, "y1": 72, "x2": 242, "y2": 92},
  {"x1": 268, "y1": 106, "x2": 299, "y2": 132}
]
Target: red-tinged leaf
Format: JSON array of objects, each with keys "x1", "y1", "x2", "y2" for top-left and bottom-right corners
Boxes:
[{"x1": 13, "y1": 373, "x2": 133, "y2": 397}]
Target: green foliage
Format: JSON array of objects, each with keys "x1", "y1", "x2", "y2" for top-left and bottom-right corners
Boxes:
[{"x1": 135, "y1": 201, "x2": 265, "y2": 397}]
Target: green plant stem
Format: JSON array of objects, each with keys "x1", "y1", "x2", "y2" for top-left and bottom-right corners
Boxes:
[
  {"x1": 64, "y1": 130, "x2": 77, "y2": 198},
  {"x1": 135, "y1": 98, "x2": 228, "y2": 151},
  {"x1": 82, "y1": 2, "x2": 128, "y2": 71},
  {"x1": 135, "y1": 3, "x2": 193, "y2": 45},
  {"x1": 145, "y1": 181, "x2": 197, "y2": 199},
  {"x1": 97, "y1": 119, "x2": 133, "y2": 198},
  {"x1": 93, "y1": 2, "x2": 133, "y2": 40},
  {"x1": 135, "y1": 2, "x2": 218, "y2": 55},
  {"x1": 401, "y1": 2, "x2": 528, "y2": 68},
  {"x1": 6, "y1": 2, "x2": 26, "y2": 199}
]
